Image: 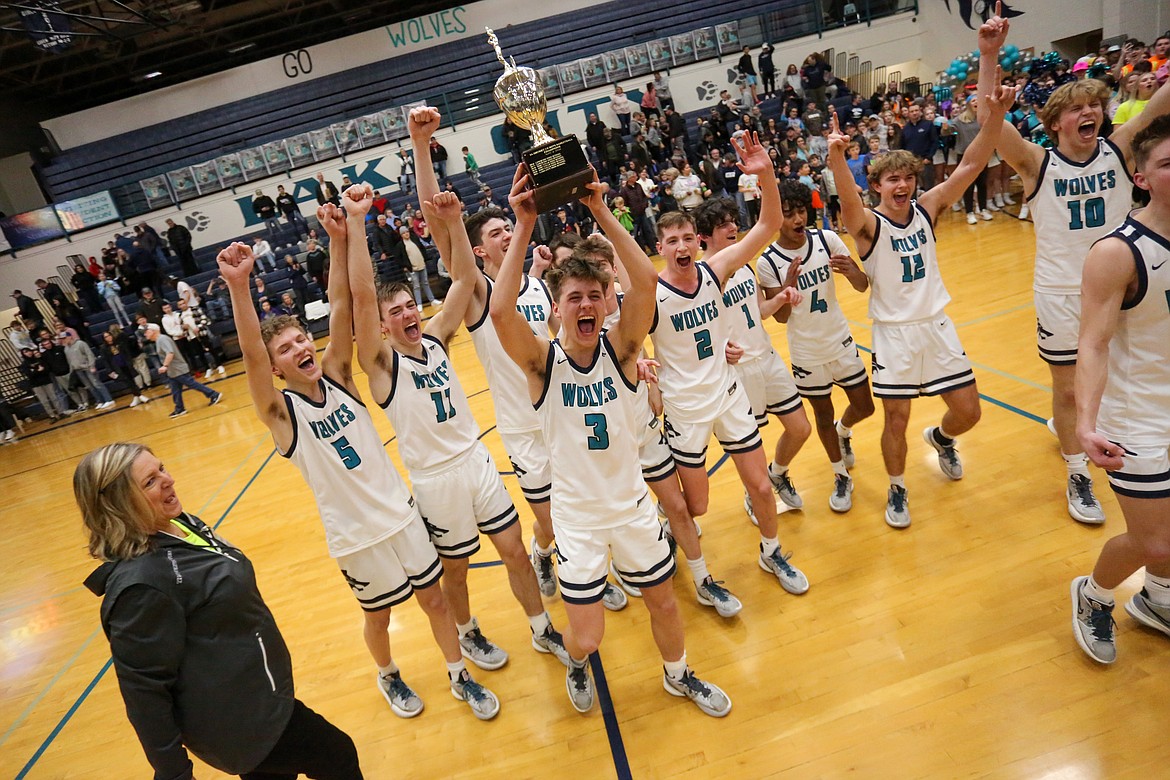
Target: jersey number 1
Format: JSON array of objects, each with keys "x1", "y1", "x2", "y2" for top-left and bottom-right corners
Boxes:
[
  {"x1": 330, "y1": 436, "x2": 362, "y2": 470},
  {"x1": 430, "y1": 388, "x2": 456, "y2": 423}
]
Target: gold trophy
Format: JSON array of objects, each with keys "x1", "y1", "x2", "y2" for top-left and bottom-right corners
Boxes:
[{"x1": 487, "y1": 27, "x2": 594, "y2": 212}]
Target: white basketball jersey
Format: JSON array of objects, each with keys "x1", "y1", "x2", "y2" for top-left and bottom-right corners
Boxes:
[
  {"x1": 1029, "y1": 139, "x2": 1133, "y2": 295},
  {"x1": 1097, "y1": 217, "x2": 1170, "y2": 444},
  {"x1": 282, "y1": 376, "x2": 415, "y2": 557},
  {"x1": 535, "y1": 335, "x2": 647, "y2": 530},
  {"x1": 379, "y1": 335, "x2": 479, "y2": 474},
  {"x1": 759, "y1": 229, "x2": 855, "y2": 364},
  {"x1": 468, "y1": 275, "x2": 554, "y2": 434},
  {"x1": 604, "y1": 293, "x2": 653, "y2": 424},
  {"x1": 721, "y1": 263, "x2": 773, "y2": 361},
  {"x1": 651, "y1": 262, "x2": 734, "y2": 421},
  {"x1": 862, "y1": 202, "x2": 950, "y2": 324}
]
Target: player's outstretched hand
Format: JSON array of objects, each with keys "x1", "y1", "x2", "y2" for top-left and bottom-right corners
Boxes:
[
  {"x1": 829, "y1": 253, "x2": 866, "y2": 285},
  {"x1": 977, "y1": 2, "x2": 1010, "y2": 56},
  {"x1": 342, "y1": 183, "x2": 374, "y2": 219},
  {"x1": 636, "y1": 357, "x2": 660, "y2": 384},
  {"x1": 731, "y1": 132, "x2": 769, "y2": 176},
  {"x1": 216, "y1": 242, "x2": 255, "y2": 285},
  {"x1": 983, "y1": 83, "x2": 1016, "y2": 121},
  {"x1": 318, "y1": 202, "x2": 348, "y2": 241},
  {"x1": 427, "y1": 190, "x2": 465, "y2": 224},
  {"x1": 508, "y1": 163, "x2": 539, "y2": 223},
  {"x1": 530, "y1": 245, "x2": 553, "y2": 276},
  {"x1": 776, "y1": 287, "x2": 803, "y2": 308},
  {"x1": 826, "y1": 111, "x2": 849, "y2": 157},
  {"x1": 408, "y1": 106, "x2": 442, "y2": 142},
  {"x1": 783, "y1": 257, "x2": 803, "y2": 290},
  {"x1": 1080, "y1": 430, "x2": 1126, "y2": 471}
]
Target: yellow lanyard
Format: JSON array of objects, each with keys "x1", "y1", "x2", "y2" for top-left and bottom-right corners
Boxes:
[{"x1": 169, "y1": 517, "x2": 211, "y2": 548}]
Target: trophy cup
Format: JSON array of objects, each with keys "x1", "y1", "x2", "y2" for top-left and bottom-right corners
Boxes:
[{"x1": 486, "y1": 28, "x2": 594, "y2": 212}]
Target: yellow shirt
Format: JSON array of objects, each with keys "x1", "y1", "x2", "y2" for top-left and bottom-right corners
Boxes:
[{"x1": 1113, "y1": 98, "x2": 1149, "y2": 125}]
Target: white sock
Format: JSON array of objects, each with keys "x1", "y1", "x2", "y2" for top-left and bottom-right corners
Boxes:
[
  {"x1": 835, "y1": 419, "x2": 851, "y2": 438},
  {"x1": 446, "y1": 660, "x2": 467, "y2": 681},
  {"x1": 686, "y1": 556, "x2": 710, "y2": 587},
  {"x1": 569, "y1": 655, "x2": 588, "y2": 669},
  {"x1": 889, "y1": 475, "x2": 906, "y2": 489},
  {"x1": 760, "y1": 537, "x2": 779, "y2": 557},
  {"x1": 456, "y1": 619, "x2": 475, "y2": 637},
  {"x1": 1062, "y1": 452, "x2": 1090, "y2": 478},
  {"x1": 771, "y1": 462, "x2": 788, "y2": 477},
  {"x1": 534, "y1": 539, "x2": 554, "y2": 557},
  {"x1": 1144, "y1": 573, "x2": 1170, "y2": 607},
  {"x1": 528, "y1": 611, "x2": 551, "y2": 635},
  {"x1": 663, "y1": 653, "x2": 687, "y2": 681},
  {"x1": 830, "y1": 460, "x2": 848, "y2": 477},
  {"x1": 378, "y1": 662, "x2": 399, "y2": 679},
  {"x1": 1083, "y1": 575, "x2": 1114, "y2": 606}
]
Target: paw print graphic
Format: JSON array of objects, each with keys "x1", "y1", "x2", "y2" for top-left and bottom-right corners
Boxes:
[
  {"x1": 695, "y1": 80, "x2": 719, "y2": 101},
  {"x1": 186, "y1": 211, "x2": 211, "y2": 232}
]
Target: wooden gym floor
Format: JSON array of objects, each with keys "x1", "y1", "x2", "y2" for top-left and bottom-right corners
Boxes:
[{"x1": 2, "y1": 209, "x2": 1168, "y2": 779}]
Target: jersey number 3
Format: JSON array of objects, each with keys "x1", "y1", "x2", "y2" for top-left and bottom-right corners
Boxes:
[
  {"x1": 584, "y1": 413, "x2": 610, "y2": 450},
  {"x1": 330, "y1": 436, "x2": 362, "y2": 470}
]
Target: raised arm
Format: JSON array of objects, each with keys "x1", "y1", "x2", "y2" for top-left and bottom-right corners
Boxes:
[
  {"x1": 219, "y1": 242, "x2": 292, "y2": 451},
  {"x1": 1076, "y1": 236, "x2": 1137, "y2": 470},
  {"x1": 410, "y1": 106, "x2": 443, "y2": 207},
  {"x1": 920, "y1": 84, "x2": 1011, "y2": 220},
  {"x1": 318, "y1": 202, "x2": 356, "y2": 389},
  {"x1": 826, "y1": 111, "x2": 877, "y2": 252},
  {"x1": 489, "y1": 166, "x2": 551, "y2": 401},
  {"x1": 341, "y1": 184, "x2": 392, "y2": 400},
  {"x1": 707, "y1": 132, "x2": 781, "y2": 284},
  {"x1": 422, "y1": 192, "x2": 479, "y2": 346}
]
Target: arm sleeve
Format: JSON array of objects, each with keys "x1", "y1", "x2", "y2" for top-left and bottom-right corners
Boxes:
[{"x1": 104, "y1": 585, "x2": 194, "y2": 780}]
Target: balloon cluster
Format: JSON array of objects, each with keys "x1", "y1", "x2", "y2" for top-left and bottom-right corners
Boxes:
[{"x1": 936, "y1": 44, "x2": 1022, "y2": 93}]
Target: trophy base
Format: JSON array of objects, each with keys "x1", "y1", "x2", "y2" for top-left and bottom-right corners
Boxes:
[{"x1": 522, "y1": 135, "x2": 594, "y2": 213}]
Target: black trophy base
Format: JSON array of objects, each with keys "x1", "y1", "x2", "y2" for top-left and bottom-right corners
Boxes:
[{"x1": 522, "y1": 134, "x2": 594, "y2": 213}]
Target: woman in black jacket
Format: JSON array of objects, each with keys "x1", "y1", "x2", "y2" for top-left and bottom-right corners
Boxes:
[{"x1": 77, "y1": 442, "x2": 362, "y2": 780}]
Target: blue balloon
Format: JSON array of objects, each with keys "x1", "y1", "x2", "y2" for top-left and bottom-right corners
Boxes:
[
  {"x1": 1005, "y1": 44, "x2": 1019, "y2": 56},
  {"x1": 1000, "y1": 55, "x2": 1013, "y2": 68},
  {"x1": 971, "y1": 50, "x2": 981, "y2": 60}
]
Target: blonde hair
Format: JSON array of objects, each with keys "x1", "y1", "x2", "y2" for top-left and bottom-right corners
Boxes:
[
  {"x1": 259, "y1": 314, "x2": 307, "y2": 347},
  {"x1": 74, "y1": 442, "x2": 158, "y2": 561},
  {"x1": 1038, "y1": 79, "x2": 1111, "y2": 135},
  {"x1": 867, "y1": 149, "x2": 923, "y2": 186}
]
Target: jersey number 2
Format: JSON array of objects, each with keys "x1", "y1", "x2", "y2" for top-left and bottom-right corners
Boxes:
[
  {"x1": 694, "y1": 329, "x2": 713, "y2": 359},
  {"x1": 330, "y1": 436, "x2": 362, "y2": 470},
  {"x1": 584, "y1": 413, "x2": 610, "y2": 450}
]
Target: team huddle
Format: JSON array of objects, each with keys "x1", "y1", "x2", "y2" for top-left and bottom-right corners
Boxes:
[{"x1": 204, "y1": 9, "x2": 1170, "y2": 731}]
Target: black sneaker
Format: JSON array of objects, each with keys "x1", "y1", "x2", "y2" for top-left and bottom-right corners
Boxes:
[{"x1": 168, "y1": 409, "x2": 188, "y2": 419}]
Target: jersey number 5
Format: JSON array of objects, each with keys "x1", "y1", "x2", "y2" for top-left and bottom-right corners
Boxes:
[
  {"x1": 330, "y1": 436, "x2": 362, "y2": 470},
  {"x1": 584, "y1": 413, "x2": 610, "y2": 450}
]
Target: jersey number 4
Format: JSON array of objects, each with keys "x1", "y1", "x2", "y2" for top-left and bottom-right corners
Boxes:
[
  {"x1": 584, "y1": 413, "x2": 610, "y2": 450},
  {"x1": 330, "y1": 436, "x2": 362, "y2": 470}
]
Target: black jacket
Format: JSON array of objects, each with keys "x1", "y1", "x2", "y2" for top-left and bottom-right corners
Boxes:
[
  {"x1": 84, "y1": 514, "x2": 294, "y2": 780},
  {"x1": 252, "y1": 196, "x2": 277, "y2": 219}
]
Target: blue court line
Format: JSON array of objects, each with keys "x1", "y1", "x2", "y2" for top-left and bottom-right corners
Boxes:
[
  {"x1": 590, "y1": 652, "x2": 634, "y2": 780},
  {"x1": 953, "y1": 303, "x2": 1035, "y2": 329},
  {"x1": 15, "y1": 446, "x2": 278, "y2": 779}
]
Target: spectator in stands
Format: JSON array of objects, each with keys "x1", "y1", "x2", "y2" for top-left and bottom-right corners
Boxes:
[
  {"x1": 699, "y1": 147, "x2": 723, "y2": 195},
  {"x1": 130, "y1": 240, "x2": 162, "y2": 297},
  {"x1": 314, "y1": 173, "x2": 340, "y2": 207},
  {"x1": 70, "y1": 263, "x2": 101, "y2": 313},
  {"x1": 371, "y1": 213, "x2": 399, "y2": 263},
  {"x1": 284, "y1": 256, "x2": 310, "y2": 304},
  {"x1": 610, "y1": 85, "x2": 633, "y2": 135},
  {"x1": 35, "y1": 277, "x2": 65, "y2": 304},
  {"x1": 50, "y1": 295, "x2": 92, "y2": 346},
  {"x1": 462, "y1": 146, "x2": 482, "y2": 189},
  {"x1": 305, "y1": 239, "x2": 328, "y2": 299},
  {"x1": 371, "y1": 190, "x2": 390, "y2": 216},
  {"x1": 641, "y1": 81, "x2": 660, "y2": 119},
  {"x1": 63, "y1": 330, "x2": 114, "y2": 410},
  {"x1": 718, "y1": 153, "x2": 748, "y2": 228},
  {"x1": 250, "y1": 236, "x2": 277, "y2": 273},
  {"x1": 398, "y1": 225, "x2": 439, "y2": 308},
  {"x1": 672, "y1": 161, "x2": 707, "y2": 210},
  {"x1": 280, "y1": 290, "x2": 306, "y2": 325},
  {"x1": 40, "y1": 335, "x2": 80, "y2": 412},
  {"x1": 253, "y1": 277, "x2": 270, "y2": 311},
  {"x1": 143, "y1": 323, "x2": 222, "y2": 419},
  {"x1": 757, "y1": 45, "x2": 776, "y2": 99},
  {"x1": 429, "y1": 137, "x2": 449, "y2": 182},
  {"x1": 134, "y1": 313, "x2": 161, "y2": 375},
  {"x1": 653, "y1": 71, "x2": 674, "y2": 111},
  {"x1": 275, "y1": 185, "x2": 308, "y2": 238},
  {"x1": 11, "y1": 290, "x2": 43, "y2": 328},
  {"x1": 137, "y1": 288, "x2": 164, "y2": 326},
  {"x1": 257, "y1": 298, "x2": 286, "y2": 321},
  {"x1": 1115, "y1": 71, "x2": 1159, "y2": 124},
  {"x1": 164, "y1": 219, "x2": 198, "y2": 277},
  {"x1": 20, "y1": 346, "x2": 64, "y2": 421},
  {"x1": 784, "y1": 63, "x2": 804, "y2": 101},
  {"x1": 203, "y1": 276, "x2": 230, "y2": 321},
  {"x1": 100, "y1": 326, "x2": 150, "y2": 406},
  {"x1": 603, "y1": 128, "x2": 628, "y2": 182},
  {"x1": 96, "y1": 271, "x2": 131, "y2": 328},
  {"x1": 178, "y1": 299, "x2": 223, "y2": 376},
  {"x1": 397, "y1": 150, "x2": 416, "y2": 194},
  {"x1": 738, "y1": 46, "x2": 760, "y2": 105},
  {"x1": 586, "y1": 112, "x2": 608, "y2": 170},
  {"x1": 161, "y1": 302, "x2": 203, "y2": 376},
  {"x1": 0, "y1": 394, "x2": 17, "y2": 444},
  {"x1": 619, "y1": 171, "x2": 655, "y2": 253},
  {"x1": 252, "y1": 190, "x2": 281, "y2": 243},
  {"x1": 7, "y1": 318, "x2": 35, "y2": 350},
  {"x1": 801, "y1": 53, "x2": 832, "y2": 110},
  {"x1": 897, "y1": 103, "x2": 938, "y2": 189}
]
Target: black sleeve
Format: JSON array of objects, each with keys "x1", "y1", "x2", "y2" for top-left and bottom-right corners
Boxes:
[{"x1": 104, "y1": 584, "x2": 194, "y2": 780}]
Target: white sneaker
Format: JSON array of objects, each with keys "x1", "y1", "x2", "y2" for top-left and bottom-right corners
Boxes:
[
  {"x1": 981, "y1": 209, "x2": 994, "y2": 221},
  {"x1": 988, "y1": 200, "x2": 1001, "y2": 211},
  {"x1": 130, "y1": 396, "x2": 141, "y2": 407},
  {"x1": 1002, "y1": 193, "x2": 1015, "y2": 205},
  {"x1": 993, "y1": 194, "x2": 1004, "y2": 208},
  {"x1": 216, "y1": 365, "x2": 226, "y2": 375},
  {"x1": 951, "y1": 202, "x2": 962, "y2": 212},
  {"x1": 966, "y1": 212, "x2": 977, "y2": 225},
  {"x1": 1018, "y1": 204, "x2": 1030, "y2": 220}
]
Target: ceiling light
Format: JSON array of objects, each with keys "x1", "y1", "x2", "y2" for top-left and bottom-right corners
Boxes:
[
  {"x1": 228, "y1": 43, "x2": 256, "y2": 54},
  {"x1": 144, "y1": 71, "x2": 162, "y2": 79}
]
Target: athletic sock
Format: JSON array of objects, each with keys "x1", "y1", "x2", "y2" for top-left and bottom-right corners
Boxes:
[
  {"x1": 934, "y1": 427, "x2": 955, "y2": 446},
  {"x1": 456, "y1": 619, "x2": 475, "y2": 638},
  {"x1": 1144, "y1": 573, "x2": 1170, "y2": 607},
  {"x1": 835, "y1": 419, "x2": 852, "y2": 438},
  {"x1": 663, "y1": 653, "x2": 687, "y2": 681},
  {"x1": 569, "y1": 655, "x2": 588, "y2": 669},
  {"x1": 378, "y1": 662, "x2": 399, "y2": 679},
  {"x1": 760, "y1": 537, "x2": 780, "y2": 557},
  {"x1": 534, "y1": 539, "x2": 554, "y2": 557},
  {"x1": 830, "y1": 460, "x2": 849, "y2": 477},
  {"x1": 889, "y1": 475, "x2": 906, "y2": 489},
  {"x1": 528, "y1": 611, "x2": 552, "y2": 635},
  {"x1": 686, "y1": 556, "x2": 711, "y2": 587},
  {"x1": 446, "y1": 660, "x2": 467, "y2": 681},
  {"x1": 770, "y1": 462, "x2": 789, "y2": 476},
  {"x1": 1062, "y1": 452, "x2": 1091, "y2": 478},
  {"x1": 1083, "y1": 575, "x2": 1114, "y2": 606}
]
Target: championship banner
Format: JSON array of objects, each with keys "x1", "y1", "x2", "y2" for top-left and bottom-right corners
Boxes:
[
  {"x1": 20, "y1": 1, "x2": 72, "y2": 53},
  {"x1": 1, "y1": 207, "x2": 66, "y2": 250},
  {"x1": 54, "y1": 192, "x2": 119, "y2": 233}
]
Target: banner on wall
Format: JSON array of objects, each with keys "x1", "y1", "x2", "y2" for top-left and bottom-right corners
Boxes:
[
  {"x1": 215, "y1": 153, "x2": 245, "y2": 188},
  {"x1": 167, "y1": 167, "x2": 197, "y2": 201},
  {"x1": 263, "y1": 141, "x2": 292, "y2": 173},
  {"x1": 357, "y1": 114, "x2": 386, "y2": 146},
  {"x1": 580, "y1": 55, "x2": 607, "y2": 89},
  {"x1": 381, "y1": 108, "x2": 407, "y2": 140},
  {"x1": 557, "y1": 61, "x2": 584, "y2": 95},
  {"x1": 191, "y1": 161, "x2": 222, "y2": 195},
  {"x1": 715, "y1": 22, "x2": 740, "y2": 55},
  {"x1": 239, "y1": 147, "x2": 268, "y2": 181},
  {"x1": 1, "y1": 207, "x2": 66, "y2": 250},
  {"x1": 141, "y1": 176, "x2": 173, "y2": 209},
  {"x1": 332, "y1": 120, "x2": 362, "y2": 153},
  {"x1": 54, "y1": 192, "x2": 119, "y2": 233},
  {"x1": 670, "y1": 33, "x2": 696, "y2": 66},
  {"x1": 626, "y1": 44, "x2": 651, "y2": 77},
  {"x1": 309, "y1": 128, "x2": 338, "y2": 161},
  {"x1": 604, "y1": 49, "x2": 629, "y2": 80},
  {"x1": 539, "y1": 67, "x2": 561, "y2": 97},
  {"x1": 693, "y1": 27, "x2": 717, "y2": 60},
  {"x1": 287, "y1": 135, "x2": 315, "y2": 169},
  {"x1": 648, "y1": 38, "x2": 671, "y2": 70}
]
